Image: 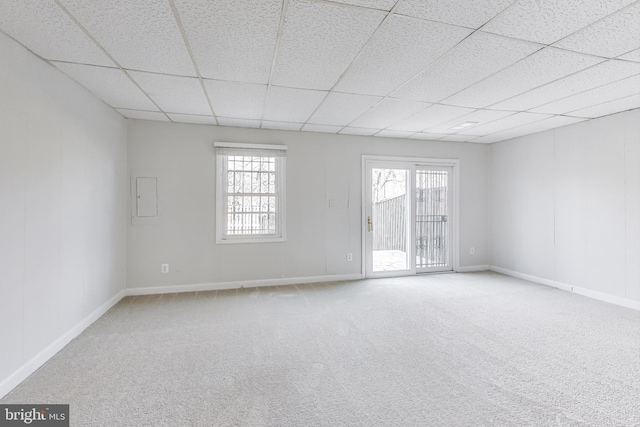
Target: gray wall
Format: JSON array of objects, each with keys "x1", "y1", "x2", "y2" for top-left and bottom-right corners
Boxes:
[
  {"x1": 127, "y1": 120, "x2": 489, "y2": 289},
  {"x1": 489, "y1": 109, "x2": 640, "y2": 303},
  {"x1": 0, "y1": 33, "x2": 128, "y2": 389}
]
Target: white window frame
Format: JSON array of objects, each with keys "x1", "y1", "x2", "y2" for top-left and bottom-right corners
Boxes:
[{"x1": 215, "y1": 142, "x2": 287, "y2": 244}]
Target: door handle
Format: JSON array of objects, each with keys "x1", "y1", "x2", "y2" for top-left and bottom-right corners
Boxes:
[{"x1": 367, "y1": 216, "x2": 373, "y2": 232}]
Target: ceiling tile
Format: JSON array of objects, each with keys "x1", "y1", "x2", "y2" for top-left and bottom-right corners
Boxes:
[
  {"x1": 554, "y1": 2, "x2": 640, "y2": 58},
  {"x1": 261, "y1": 121, "x2": 303, "y2": 131},
  {"x1": 308, "y1": 93, "x2": 382, "y2": 126},
  {"x1": 330, "y1": 0, "x2": 397, "y2": 10},
  {"x1": 203, "y1": 80, "x2": 267, "y2": 120},
  {"x1": 438, "y1": 134, "x2": 480, "y2": 142},
  {"x1": 565, "y1": 94, "x2": 640, "y2": 118},
  {"x1": 387, "y1": 104, "x2": 474, "y2": 131},
  {"x1": 271, "y1": 0, "x2": 386, "y2": 90},
  {"x1": 530, "y1": 74, "x2": 640, "y2": 114},
  {"x1": 471, "y1": 115, "x2": 587, "y2": 143},
  {"x1": 59, "y1": 0, "x2": 194, "y2": 76},
  {"x1": 339, "y1": 127, "x2": 380, "y2": 136},
  {"x1": 116, "y1": 109, "x2": 168, "y2": 121},
  {"x1": 167, "y1": 113, "x2": 216, "y2": 125},
  {"x1": 444, "y1": 47, "x2": 603, "y2": 108},
  {"x1": 217, "y1": 117, "x2": 260, "y2": 128},
  {"x1": 302, "y1": 124, "x2": 343, "y2": 133},
  {"x1": 350, "y1": 98, "x2": 428, "y2": 128},
  {"x1": 619, "y1": 48, "x2": 640, "y2": 62},
  {"x1": 174, "y1": 0, "x2": 281, "y2": 83},
  {"x1": 490, "y1": 60, "x2": 640, "y2": 111},
  {"x1": 0, "y1": 0, "x2": 113, "y2": 66},
  {"x1": 335, "y1": 15, "x2": 472, "y2": 96},
  {"x1": 393, "y1": 32, "x2": 541, "y2": 103},
  {"x1": 483, "y1": 0, "x2": 635, "y2": 45},
  {"x1": 456, "y1": 112, "x2": 552, "y2": 135},
  {"x1": 263, "y1": 86, "x2": 328, "y2": 122},
  {"x1": 375, "y1": 130, "x2": 416, "y2": 138},
  {"x1": 408, "y1": 132, "x2": 449, "y2": 140},
  {"x1": 53, "y1": 62, "x2": 157, "y2": 110},
  {"x1": 129, "y1": 71, "x2": 211, "y2": 116},
  {"x1": 396, "y1": 0, "x2": 515, "y2": 28},
  {"x1": 427, "y1": 109, "x2": 515, "y2": 133}
]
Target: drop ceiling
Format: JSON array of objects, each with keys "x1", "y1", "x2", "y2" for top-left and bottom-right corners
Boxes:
[{"x1": 1, "y1": 0, "x2": 639, "y2": 143}]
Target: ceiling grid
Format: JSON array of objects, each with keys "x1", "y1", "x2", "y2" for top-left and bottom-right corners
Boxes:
[{"x1": 1, "y1": 0, "x2": 638, "y2": 143}]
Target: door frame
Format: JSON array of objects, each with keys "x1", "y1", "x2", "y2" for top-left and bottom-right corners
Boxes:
[{"x1": 361, "y1": 155, "x2": 460, "y2": 278}]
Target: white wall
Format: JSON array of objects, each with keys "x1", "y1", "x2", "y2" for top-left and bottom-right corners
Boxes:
[
  {"x1": 127, "y1": 120, "x2": 489, "y2": 290},
  {"x1": 489, "y1": 109, "x2": 640, "y2": 305},
  {"x1": 0, "y1": 33, "x2": 128, "y2": 393}
]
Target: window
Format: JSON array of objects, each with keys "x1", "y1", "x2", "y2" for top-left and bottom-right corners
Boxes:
[{"x1": 215, "y1": 142, "x2": 286, "y2": 243}]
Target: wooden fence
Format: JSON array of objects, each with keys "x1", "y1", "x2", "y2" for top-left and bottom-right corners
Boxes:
[{"x1": 372, "y1": 194, "x2": 406, "y2": 251}]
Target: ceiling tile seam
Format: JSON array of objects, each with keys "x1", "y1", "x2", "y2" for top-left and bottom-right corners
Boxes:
[
  {"x1": 548, "y1": 0, "x2": 640, "y2": 48},
  {"x1": 466, "y1": 119, "x2": 576, "y2": 144},
  {"x1": 117, "y1": 108, "x2": 165, "y2": 113},
  {"x1": 381, "y1": 104, "x2": 490, "y2": 134},
  {"x1": 390, "y1": 12, "x2": 476, "y2": 30},
  {"x1": 386, "y1": 98, "x2": 522, "y2": 114},
  {"x1": 269, "y1": 84, "x2": 336, "y2": 93},
  {"x1": 299, "y1": 0, "x2": 403, "y2": 130},
  {"x1": 472, "y1": 114, "x2": 565, "y2": 140},
  {"x1": 260, "y1": 0, "x2": 290, "y2": 128},
  {"x1": 423, "y1": 111, "x2": 523, "y2": 135},
  {"x1": 485, "y1": 68, "x2": 640, "y2": 113},
  {"x1": 341, "y1": 27, "x2": 538, "y2": 132},
  {"x1": 477, "y1": 28, "x2": 623, "y2": 61},
  {"x1": 0, "y1": 29, "x2": 128, "y2": 116},
  {"x1": 371, "y1": 129, "x2": 419, "y2": 138},
  {"x1": 433, "y1": 44, "x2": 602, "y2": 109},
  {"x1": 168, "y1": 0, "x2": 220, "y2": 125},
  {"x1": 376, "y1": 103, "x2": 444, "y2": 133},
  {"x1": 472, "y1": 0, "x2": 632, "y2": 50},
  {"x1": 52, "y1": 0, "x2": 172, "y2": 121},
  {"x1": 561, "y1": 93, "x2": 640, "y2": 115},
  {"x1": 0, "y1": 29, "x2": 62, "y2": 64},
  {"x1": 473, "y1": 0, "x2": 521, "y2": 32},
  {"x1": 307, "y1": 0, "x2": 393, "y2": 13},
  {"x1": 348, "y1": 38, "x2": 488, "y2": 131},
  {"x1": 616, "y1": 56, "x2": 640, "y2": 64},
  {"x1": 616, "y1": 45, "x2": 640, "y2": 60},
  {"x1": 546, "y1": 45, "x2": 617, "y2": 61},
  {"x1": 386, "y1": 103, "x2": 500, "y2": 131}
]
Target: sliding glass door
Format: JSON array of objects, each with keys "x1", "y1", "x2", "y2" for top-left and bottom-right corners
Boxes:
[{"x1": 364, "y1": 159, "x2": 454, "y2": 278}]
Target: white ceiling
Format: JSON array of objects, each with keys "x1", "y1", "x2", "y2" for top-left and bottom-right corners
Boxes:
[{"x1": 1, "y1": 0, "x2": 639, "y2": 144}]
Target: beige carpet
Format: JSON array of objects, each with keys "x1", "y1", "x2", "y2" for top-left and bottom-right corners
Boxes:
[{"x1": 2, "y1": 272, "x2": 639, "y2": 426}]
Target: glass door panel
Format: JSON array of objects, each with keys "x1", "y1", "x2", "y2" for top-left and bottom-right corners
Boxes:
[
  {"x1": 367, "y1": 167, "x2": 411, "y2": 275},
  {"x1": 415, "y1": 168, "x2": 452, "y2": 272}
]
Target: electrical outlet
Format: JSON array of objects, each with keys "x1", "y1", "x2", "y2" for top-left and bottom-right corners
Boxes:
[
  {"x1": 161, "y1": 263, "x2": 169, "y2": 274},
  {"x1": 469, "y1": 247, "x2": 475, "y2": 255},
  {"x1": 347, "y1": 253, "x2": 353, "y2": 261}
]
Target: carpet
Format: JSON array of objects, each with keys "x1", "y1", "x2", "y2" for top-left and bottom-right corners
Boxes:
[{"x1": 2, "y1": 272, "x2": 639, "y2": 426}]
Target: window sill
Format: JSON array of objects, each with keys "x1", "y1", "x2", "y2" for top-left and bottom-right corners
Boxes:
[{"x1": 215, "y1": 236, "x2": 286, "y2": 245}]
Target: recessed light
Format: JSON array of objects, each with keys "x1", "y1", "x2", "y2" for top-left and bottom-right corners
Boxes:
[{"x1": 450, "y1": 121, "x2": 478, "y2": 130}]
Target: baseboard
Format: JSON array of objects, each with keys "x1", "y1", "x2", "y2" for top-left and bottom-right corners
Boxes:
[
  {"x1": 489, "y1": 266, "x2": 640, "y2": 311},
  {"x1": 456, "y1": 265, "x2": 489, "y2": 273},
  {"x1": 125, "y1": 273, "x2": 364, "y2": 296},
  {"x1": 0, "y1": 289, "x2": 126, "y2": 399}
]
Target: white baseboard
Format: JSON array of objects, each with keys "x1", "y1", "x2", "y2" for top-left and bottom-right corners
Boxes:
[
  {"x1": 457, "y1": 265, "x2": 489, "y2": 273},
  {"x1": 0, "y1": 289, "x2": 126, "y2": 399},
  {"x1": 125, "y1": 273, "x2": 364, "y2": 296},
  {"x1": 489, "y1": 266, "x2": 640, "y2": 311}
]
